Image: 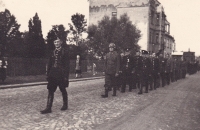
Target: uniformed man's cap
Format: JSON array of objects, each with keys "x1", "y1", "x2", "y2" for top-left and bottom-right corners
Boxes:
[
  {"x1": 54, "y1": 37, "x2": 62, "y2": 42},
  {"x1": 142, "y1": 50, "x2": 148, "y2": 55},
  {"x1": 109, "y1": 43, "x2": 116, "y2": 48}
]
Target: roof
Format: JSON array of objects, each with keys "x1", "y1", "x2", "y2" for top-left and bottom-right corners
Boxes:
[
  {"x1": 90, "y1": 0, "x2": 149, "y2": 7},
  {"x1": 183, "y1": 52, "x2": 195, "y2": 56},
  {"x1": 171, "y1": 51, "x2": 183, "y2": 56}
]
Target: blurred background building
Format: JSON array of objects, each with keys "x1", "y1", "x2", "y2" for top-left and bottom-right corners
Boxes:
[{"x1": 89, "y1": 0, "x2": 175, "y2": 56}]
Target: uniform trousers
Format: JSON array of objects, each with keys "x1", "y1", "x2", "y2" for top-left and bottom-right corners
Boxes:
[
  {"x1": 133, "y1": 72, "x2": 142, "y2": 89},
  {"x1": 160, "y1": 72, "x2": 166, "y2": 87},
  {"x1": 121, "y1": 71, "x2": 133, "y2": 92},
  {"x1": 104, "y1": 73, "x2": 117, "y2": 95},
  {"x1": 165, "y1": 72, "x2": 170, "y2": 85},
  {"x1": 142, "y1": 73, "x2": 149, "y2": 92},
  {"x1": 151, "y1": 72, "x2": 159, "y2": 89}
]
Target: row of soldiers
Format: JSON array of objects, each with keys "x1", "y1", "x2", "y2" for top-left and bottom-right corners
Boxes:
[{"x1": 101, "y1": 43, "x2": 188, "y2": 97}]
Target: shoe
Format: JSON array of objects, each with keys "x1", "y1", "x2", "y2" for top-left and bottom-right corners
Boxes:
[
  {"x1": 40, "y1": 108, "x2": 52, "y2": 114},
  {"x1": 61, "y1": 105, "x2": 68, "y2": 110},
  {"x1": 40, "y1": 92, "x2": 54, "y2": 114}
]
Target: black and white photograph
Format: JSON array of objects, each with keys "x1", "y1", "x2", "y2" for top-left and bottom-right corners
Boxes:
[{"x1": 0, "y1": 0, "x2": 200, "y2": 129}]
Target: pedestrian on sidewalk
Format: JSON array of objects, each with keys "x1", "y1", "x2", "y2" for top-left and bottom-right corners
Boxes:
[
  {"x1": 40, "y1": 37, "x2": 70, "y2": 114},
  {"x1": 75, "y1": 55, "x2": 82, "y2": 78},
  {"x1": 101, "y1": 43, "x2": 120, "y2": 98},
  {"x1": 92, "y1": 62, "x2": 97, "y2": 75}
]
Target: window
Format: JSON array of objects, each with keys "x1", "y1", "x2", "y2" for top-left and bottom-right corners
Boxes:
[
  {"x1": 112, "y1": 12, "x2": 117, "y2": 17},
  {"x1": 156, "y1": 14, "x2": 159, "y2": 25},
  {"x1": 156, "y1": 34, "x2": 159, "y2": 43}
]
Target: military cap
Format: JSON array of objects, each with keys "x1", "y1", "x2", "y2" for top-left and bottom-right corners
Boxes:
[{"x1": 109, "y1": 43, "x2": 116, "y2": 48}]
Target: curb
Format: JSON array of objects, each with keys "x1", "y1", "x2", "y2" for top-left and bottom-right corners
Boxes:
[{"x1": 0, "y1": 76, "x2": 104, "y2": 89}]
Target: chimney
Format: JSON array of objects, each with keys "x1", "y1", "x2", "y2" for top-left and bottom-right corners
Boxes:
[{"x1": 188, "y1": 48, "x2": 190, "y2": 52}]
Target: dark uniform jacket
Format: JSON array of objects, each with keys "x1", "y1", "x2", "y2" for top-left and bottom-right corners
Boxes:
[
  {"x1": 47, "y1": 47, "x2": 70, "y2": 83},
  {"x1": 104, "y1": 51, "x2": 120, "y2": 75},
  {"x1": 134, "y1": 56, "x2": 143, "y2": 75},
  {"x1": 121, "y1": 54, "x2": 134, "y2": 73},
  {"x1": 159, "y1": 57, "x2": 166, "y2": 73},
  {"x1": 152, "y1": 57, "x2": 160, "y2": 74},
  {"x1": 170, "y1": 58, "x2": 174, "y2": 72},
  {"x1": 142, "y1": 57, "x2": 151, "y2": 77},
  {"x1": 166, "y1": 58, "x2": 171, "y2": 73}
]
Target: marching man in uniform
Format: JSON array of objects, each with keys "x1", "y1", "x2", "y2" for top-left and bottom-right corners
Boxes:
[
  {"x1": 133, "y1": 50, "x2": 143, "y2": 94},
  {"x1": 101, "y1": 43, "x2": 120, "y2": 98},
  {"x1": 120, "y1": 48, "x2": 134, "y2": 93},
  {"x1": 150, "y1": 53, "x2": 160, "y2": 90},
  {"x1": 40, "y1": 37, "x2": 70, "y2": 114}
]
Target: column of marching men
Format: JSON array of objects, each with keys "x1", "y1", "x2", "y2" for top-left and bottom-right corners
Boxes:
[{"x1": 101, "y1": 43, "x2": 188, "y2": 98}]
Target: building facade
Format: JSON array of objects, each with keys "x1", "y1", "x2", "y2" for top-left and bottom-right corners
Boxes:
[
  {"x1": 89, "y1": 0, "x2": 175, "y2": 56},
  {"x1": 183, "y1": 51, "x2": 195, "y2": 63}
]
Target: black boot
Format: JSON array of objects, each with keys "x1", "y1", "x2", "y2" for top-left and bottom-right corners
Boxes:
[
  {"x1": 121, "y1": 85, "x2": 126, "y2": 93},
  {"x1": 129, "y1": 85, "x2": 132, "y2": 92},
  {"x1": 40, "y1": 92, "x2": 54, "y2": 114},
  {"x1": 61, "y1": 90, "x2": 68, "y2": 111},
  {"x1": 101, "y1": 89, "x2": 108, "y2": 98},
  {"x1": 112, "y1": 87, "x2": 117, "y2": 96},
  {"x1": 149, "y1": 84, "x2": 153, "y2": 91},
  {"x1": 138, "y1": 85, "x2": 143, "y2": 94},
  {"x1": 144, "y1": 82, "x2": 149, "y2": 93}
]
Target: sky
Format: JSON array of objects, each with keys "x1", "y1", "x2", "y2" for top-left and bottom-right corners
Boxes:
[{"x1": 0, "y1": 0, "x2": 200, "y2": 56}]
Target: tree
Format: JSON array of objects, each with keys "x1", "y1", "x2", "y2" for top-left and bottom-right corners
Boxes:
[
  {"x1": 113, "y1": 13, "x2": 141, "y2": 53},
  {"x1": 69, "y1": 13, "x2": 87, "y2": 46},
  {"x1": 88, "y1": 14, "x2": 141, "y2": 59},
  {"x1": 27, "y1": 13, "x2": 45, "y2": 58},
  {"x1": 0, "y1": 9, "x2": 21, "y2": 57},
  {"x1": 6, "y1": 31, "x2": 25, "y2": 57}
]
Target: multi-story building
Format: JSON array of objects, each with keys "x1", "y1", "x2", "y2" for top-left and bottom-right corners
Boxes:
[{"x1": 89, "y1": 0, "x2": 175, "y2": 56}]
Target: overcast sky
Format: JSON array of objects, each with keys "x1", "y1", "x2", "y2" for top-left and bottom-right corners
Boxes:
[{"x1": 1, "y1": 0, "x2": 200, "y2": 55}]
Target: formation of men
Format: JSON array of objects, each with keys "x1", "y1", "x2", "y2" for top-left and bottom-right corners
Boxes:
[{"x1": 102, "y1": 43, "x2": 188, "y2": 97}]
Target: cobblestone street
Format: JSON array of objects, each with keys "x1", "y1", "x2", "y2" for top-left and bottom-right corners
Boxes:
[{"x1": 0, "y1": 73, "x2": 200, "y2": 130}]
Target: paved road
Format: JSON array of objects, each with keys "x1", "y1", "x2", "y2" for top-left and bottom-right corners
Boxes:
[{"x1": 0, "y1": 73, "x2": 200, "y2": 130}]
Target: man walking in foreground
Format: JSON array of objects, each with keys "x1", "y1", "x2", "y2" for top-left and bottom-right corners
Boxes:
[{"x1": 40, "y1": 37, "x2": 70, "y2": 114}]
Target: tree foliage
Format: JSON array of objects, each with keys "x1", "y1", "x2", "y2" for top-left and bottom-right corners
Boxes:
[
  {"x1": 88, "y1": 14, "x2": 141, "y2": 58},
  {"x1": 27, "y1": 13, "x2": 45, "y2": 58},
  {"x1": 0, "y1": 9, "x2": 21, "y2": 56},
  {"x1": 69, "y1": 13, "x2": 87, "y2": 46}
]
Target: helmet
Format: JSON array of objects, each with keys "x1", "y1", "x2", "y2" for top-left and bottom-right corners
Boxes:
[{"x1": 109, "y1": 43, "x2": 116, "y2": 48}]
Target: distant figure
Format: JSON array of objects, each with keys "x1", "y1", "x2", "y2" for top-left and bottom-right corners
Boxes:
[
  {"x1": 75, "y1": 55, "x2": 82, "y2": 78},
  {"x1": 40, "y1": 37, "x2": 70, "y2": 114},
  {"x1": 92, "y1": 63, "x2": 97, "y2": 75}
]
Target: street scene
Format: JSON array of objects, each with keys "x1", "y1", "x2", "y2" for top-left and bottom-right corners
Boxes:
[
  {"x1": 0, "y1": 73, "x2": 200, "y2": 130},
  {"x1": 1, "y1": 0, "x2": 200, "y2": 130}
]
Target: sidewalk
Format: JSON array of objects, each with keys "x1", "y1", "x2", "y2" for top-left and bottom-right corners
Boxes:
[{"x1": 0, "y1": 72, "x2": 104, "y2": 89}]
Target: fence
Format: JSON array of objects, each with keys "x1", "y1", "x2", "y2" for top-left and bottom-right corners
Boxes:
[{"x1": 6, "y1": 58, "x2": 104, "y2": 77}]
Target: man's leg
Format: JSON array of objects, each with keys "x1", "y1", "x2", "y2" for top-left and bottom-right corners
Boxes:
[
  {"x1": 101, "y1": 74, "x2": 110, "y2": 98},
  {"x1": 40, "y1": 81, "x2": 57, "y2": 114},
  {"x1": 59, "y1": 83, "x2": 68, "y2": 111}
]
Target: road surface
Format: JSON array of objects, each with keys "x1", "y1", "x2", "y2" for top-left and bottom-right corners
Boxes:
[{"x1": 0, "y1": 73, "x2": 200, "y2": 130}]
